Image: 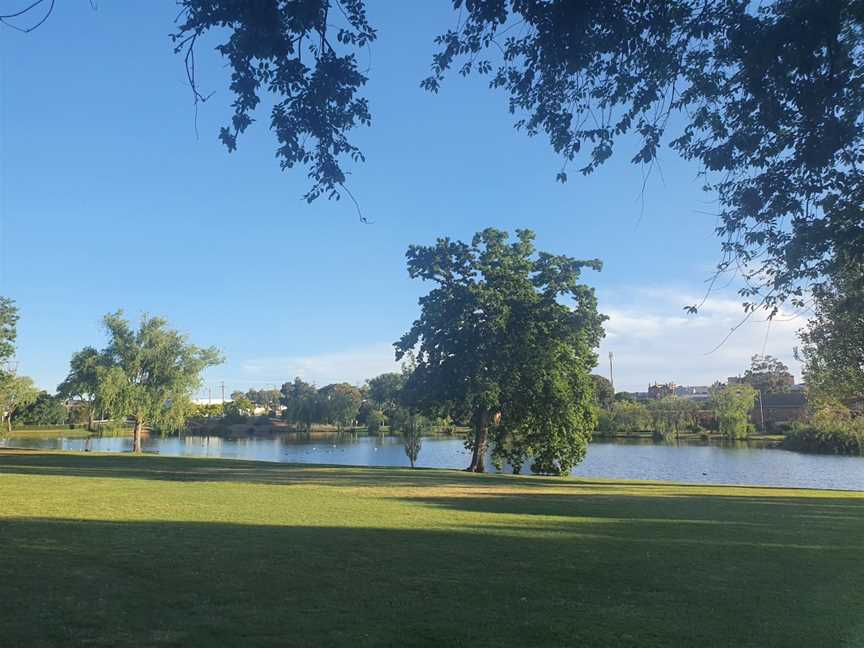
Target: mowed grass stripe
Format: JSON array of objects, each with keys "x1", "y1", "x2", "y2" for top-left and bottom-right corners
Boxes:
[{"x1": 1, "y1": 450, "x2": 862, "y2": 647}]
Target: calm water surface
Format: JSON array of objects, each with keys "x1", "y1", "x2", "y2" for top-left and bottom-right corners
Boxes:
[{"x1": 2, "y1": 433, "x2": 863, "y2": 491}]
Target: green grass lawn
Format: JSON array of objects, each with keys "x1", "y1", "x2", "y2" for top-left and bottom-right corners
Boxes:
[
  {"x1": 3, "y1": 428, "x2": 94, "y2": 438},
  {"x1": 1, "y1": 451, "x2": 863, "y2": 647}
]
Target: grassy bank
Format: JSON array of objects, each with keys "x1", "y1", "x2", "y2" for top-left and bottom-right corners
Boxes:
[
  {"x1": 2, "y1": 427, "x2": 94, "y2": 438},
  {"x1": 1, "y1": 451, "x2": 862, "y2": 647},
  {"x1": 594, "y1": 430, "x2": 786, "y2": 443}
]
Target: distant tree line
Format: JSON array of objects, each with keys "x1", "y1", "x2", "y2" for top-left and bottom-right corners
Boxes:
[
  {"x1": 595, "y1": 355, "x2": 800, "y2": 441},
  {"x1": 275, "y1": 373, "x2": 440, "y2": 467},
  {"x1": 230, "y1": 388, "x2": 283, "y2": 410},
  {"x1": 278, "y1": 379, "x2": 363, "y2": 432},
  {"x1": 596, "y1": 387, "x2": 757, "y2": 442}
]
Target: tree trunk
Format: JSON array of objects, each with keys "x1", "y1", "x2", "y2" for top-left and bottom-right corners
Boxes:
[
  {"x1": 467, "y1": 412, "x2": 489, "y2": 473},
  {"x1": 132, "y1": 419, "x2": 143, "y2": 454},
  {"x1": 86, "y1": 401, "x2": 94, "y2": 433},
  {"x1": 5, "y1": 415, "x2": 11, "y2": 434}
]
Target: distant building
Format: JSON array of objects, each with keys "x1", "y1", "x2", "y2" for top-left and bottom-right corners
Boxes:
[
  {"x1": 192, "y1": 397, "x2": 232, "y2": 406},
  {"x1": 753, "y1": 392, "x2": 808, "y2": 425},
  {"x1": 674, "y1": 385, "x2": 711, "y2": 401},
  {"x1": 729, "y1": 373, "x2": 795, "y2": 387},
  {"x1": 252, "y1": 405, "x2": 286, "y2": 415},
  {"x1": 648, "y1": 382, "x2": 676, "y2": 400}
]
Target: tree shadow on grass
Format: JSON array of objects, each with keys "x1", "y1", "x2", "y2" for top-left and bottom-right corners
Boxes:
[
  {"x1": 3, "y1": 453, "x2": 864, "y2": 646},
  {"x1": 0, "y1": 451, "x2": 710, "y2": 490},
  {"x1": 4, "y1": 451, "x2": 862, "y2": 497},
  {"x1": 0, "y1": 450, "x2": 492, "y2": 489},
  {"x1": 403, "y1": 491, "x2": 864, "y2": 525},
  {"x1": 1, "y1": 516, "x2": 863, "y2": 648}
]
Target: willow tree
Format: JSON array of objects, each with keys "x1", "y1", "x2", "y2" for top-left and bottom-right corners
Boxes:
[
  {"x1": 280, "y1": 377, "x2": 319, "y2": 431},
  {"x1": 0, "y1": 375, "x2": 39, "y2": 433},
  {"x1": 96, "y1": 312, "x2": 222, "y2": 453},
  {"x1": 711, "y1": 384, "x2": 757, "y2": 439},
  {"x1": 318, "y1": 383, "x2": 362, "y2": 431},
  {"x1": 57, "y1": 346, "x2": 102, "y2": 431},
  {"x1": 396, "y1": 228, "x2": 605, "y2": 474}
]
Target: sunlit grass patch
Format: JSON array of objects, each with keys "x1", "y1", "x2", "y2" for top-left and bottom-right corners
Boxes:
[{"x1": 1, "y1": 450, "x2": 862, "y2": 647}]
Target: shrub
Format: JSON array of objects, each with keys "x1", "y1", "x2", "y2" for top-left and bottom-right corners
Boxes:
[{"x1": 784, "y1": 403, "x2": 864, "y2": 455}]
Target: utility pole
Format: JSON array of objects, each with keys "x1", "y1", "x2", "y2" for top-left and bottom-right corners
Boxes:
[
  {"x1": 208, "y1": 386, "x2": 212, "y2": 406},
  {"x1": 758, "y1": 389, "x2": 766, "y2": 434},
  {"x1": 608, "y1": 352, "x2": 615, "y2": 393},
  {"x1": 220, "y1": 381, "x2": 225, "y2": 405}
]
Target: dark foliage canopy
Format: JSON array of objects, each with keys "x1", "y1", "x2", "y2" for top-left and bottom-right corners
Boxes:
[
  {"x1": 173, "y1": 0, "x2": 375, "y2": 206},
  {"x1": 799, "y1": 262, "x2": 864, "y2": 400},
  {"x1": 15, "y1": 392, "x2": 67, "y2": 426},
  {"x1": 172, "y1": 0, "x2": 864, "y2": 316},
  {"x1": 6, "y1": 1, "x2": 862, "y2": 313},
  {"x1": 423, "y1": 0, "x2": 864, "y2": 314}
]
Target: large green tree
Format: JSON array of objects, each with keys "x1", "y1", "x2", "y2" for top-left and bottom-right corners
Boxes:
[
  {"x1": 95, "y1": 312, "x2": 222, "y2": 453},
  {"x1": 591, "y1": 374, "x2": 615, "y2": 411},
  {"x1": 742, "y1": 354, "x2": 795, "y2": 395},
  {"x1": 224, "y1": 395, "x2": 254, "y2": 421},
  {"x1": 800, "y1": 264, "x2": 864, "y2": 402},
  {"x1": 396, "y1": 228, "x2": 605, "y2": 474},
  {"x1": 15, "y1": 392, "x2": 67, "y2": 427},
  {"x1": 798, "y1": 262, "x2": 864, "y2": 403},
  {"x1": 242, "y1": 388, "x2": 282, "y2": 409},
  {"x1": 366, "y1": 372, "x2": 406, "y2": 418},
  {"x1": 57, "y1": 346, "x2": 102, "y2": 431},
  {"x1": 280, "y1": 377, "x2": 320, "y2": 431},
  {"x1": 0, "y1": 375, "x2": 39, "y2": 433},
  {"x1": 317, "y1": 383, "x2": 362, "y2": 430}
]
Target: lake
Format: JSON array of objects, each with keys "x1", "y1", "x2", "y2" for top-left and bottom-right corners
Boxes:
[{"x1": 2, "y1": 432, "x2": 863, "y2": 491}]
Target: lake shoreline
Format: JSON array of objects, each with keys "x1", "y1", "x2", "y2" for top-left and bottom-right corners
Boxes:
[
  {"x1": 1, "y1": 446, "x2": 861, "y2": 494},
  {"x1": 3, "y1": 431, "x2": 862, "y2": 491}
]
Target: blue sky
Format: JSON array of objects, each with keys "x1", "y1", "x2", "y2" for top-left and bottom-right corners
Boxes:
[{"x1": 0, "y1": 2, "x2": 804, "y2": 395}]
